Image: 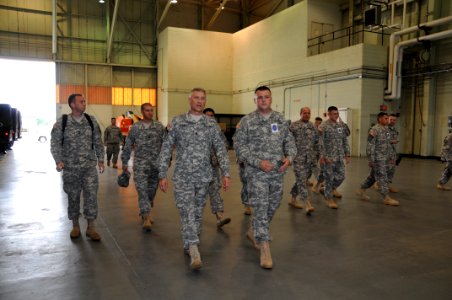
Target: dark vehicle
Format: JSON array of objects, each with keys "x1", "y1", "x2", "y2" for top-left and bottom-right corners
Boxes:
[
  {"x1": 0, "y1": 104, "x2": 14, "y2": 154},
  {"x1": 11, "y1": 108, "x2": 22, "y2": 141}
]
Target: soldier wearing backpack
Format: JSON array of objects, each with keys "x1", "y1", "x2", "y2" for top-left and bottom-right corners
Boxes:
[{"x1": 50, "y1": 94, "x2": 105, "y2": 241}]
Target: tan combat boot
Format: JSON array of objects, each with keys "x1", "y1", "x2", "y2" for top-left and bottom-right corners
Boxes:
[
  {"x1": 112, "y1": 163, "x2": 117, "y2": 169},
  {"x1": 189, "y1": 244, "x2": 202, "y2": 270},
  {"x1": 244, "y1": 206, "x2": 252, "y2": 215},
  {"x1": 326, "y1": 198, "x2": 338, "y2": 209},
  {"x1": 288, "y1": 196, "x2": 303, "y2": 209},
  {"x1": 388, "y1": 185, "x2": 398, "y2": 193},
  {"x1": 332, "y1": 189, "x2": 343, "y2": 198},
  {"x1": 311, "y1": 182, "x2": 321, "y2": 194},
  {"x1": 259, "y1": 241, "x2": 273, "y2": 269},
  {"x1": 142, "y1": 213, "x2": 153, "y2": 231},
  {"x1": 437, "y1": 184, "x2": 451, "y2": 191},
  {"x1": 383, "y1": 195, "x2": 400, "y2": 206},
  {"x1": 86, "y1": 220, "x2": 101, "y2": 241},
  {"x1": 356, "y1": 188, "x2": 371, "y2": 201},
  {"x1": 304, "y1": 199, "x2": 315, "y2": 215},
  {"x1": 70, "y1": 218, "x2": 81, "y2": 239}
]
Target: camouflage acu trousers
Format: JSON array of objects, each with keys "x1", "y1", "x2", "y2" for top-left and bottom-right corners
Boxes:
[
  {"x1": 387, "y1": 163, "x2": 396, "y2": 183},
  {"x1": 208, "y1": 166, "x2": 224, "y2": 214},
  {"x1": 133, "y1": 164, "x2": 159, "y2": 216},
  {"x1": 323, "y1": 159, "x2": 345, "y2": 199},
  {"x1": 361, "y1": 162, "x2": 389, "y2": 197},
  {"x1": 247, "y1": 171, "x2": 284, "y2": 242},
  {"x1": 106, "y1": 143, "x2": 120, "y2": 164},
  {"x1": 62, "y1": 163, "x2": 99, "y2": 220},
  {"x1": 291, "y1": 160, "x2": 313, "y2": 200},
  {"x1": 439, "y1": 161, "x2": 452, "y2": 185},
  {"x1": 239, "y1": 162, "x2": 249, "y2": 206},
  {"x1": 173, "y1": 179, "x2": 209, "y2": 248},
  {"x1": 316, "y1": 162, "x2": 325, "y2": 183}
]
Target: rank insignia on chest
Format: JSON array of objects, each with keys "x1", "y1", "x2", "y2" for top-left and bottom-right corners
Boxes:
[
  {"x1": 271, "y1": 123, "x2": 279, "y2": 133},
  {"x1": 337, "y1": 127, "x2": 343, "y2": 134}
]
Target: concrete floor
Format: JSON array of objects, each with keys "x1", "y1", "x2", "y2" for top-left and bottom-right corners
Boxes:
[{"x1": 1, "y1": 134, "x2": 452, "y2": 300}]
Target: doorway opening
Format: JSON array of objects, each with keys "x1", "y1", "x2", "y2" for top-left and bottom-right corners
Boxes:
[{"x1": 0, "y1": 58, "x2": 56, "y2": 145}]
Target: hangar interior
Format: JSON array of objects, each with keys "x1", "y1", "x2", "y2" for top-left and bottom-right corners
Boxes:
[
  {"x1": 1, "y1": 0, "x2": 452, "y2": 299},
  {"x1": 1, "y1": 0, "x2": 451, "y2": 156}
]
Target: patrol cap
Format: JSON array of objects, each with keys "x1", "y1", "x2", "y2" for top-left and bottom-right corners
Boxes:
[{"x1": 117, "y1": 171, "x2": 131, "y2": 187}]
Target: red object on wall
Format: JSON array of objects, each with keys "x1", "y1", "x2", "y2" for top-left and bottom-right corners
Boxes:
[{"x1": 380, "y1": 104, "x2": 387, "y2": 111}]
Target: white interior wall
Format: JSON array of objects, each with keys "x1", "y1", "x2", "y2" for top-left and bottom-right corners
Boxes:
[
  {"x1": 308, "y1": 0, "x2": 342, "y2": 36},
  {"x1": 157, "y1": 27, "x2": 233, "y2": 125},
  {"x1": 157, "y1": 1, "x2": 389, "y2": 156},
  {"x1": 231, "y1": 1, "x2": 309, "y2": 115},
  {"x1": 232, "y1": 0, "x2": 387, "y2": 156},
  {"x1": 156, "y1": 0, "x2": 450, "y2": 157}
]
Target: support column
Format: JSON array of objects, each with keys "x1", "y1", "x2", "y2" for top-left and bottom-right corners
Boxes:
[{"x1": 419, "y1": 78, "x2": 437, "y2": 156}]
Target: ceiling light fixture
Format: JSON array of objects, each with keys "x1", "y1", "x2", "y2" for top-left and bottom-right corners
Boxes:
[
  {"x1": 170, "y1": 0, "x2": 178, "y2": 3},
  {"x1": 99, "y1": 0, "x2": 105, "y2": 3}
]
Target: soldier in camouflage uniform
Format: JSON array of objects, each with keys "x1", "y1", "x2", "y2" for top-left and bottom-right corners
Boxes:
[
  {"x1": 239, "y1": 159, "x2": 252, "y2": 215},
  {"x1": 356, "y1": 112, "x2": 399, "y2": 206},
  {"x1": 104, "y1": 117, "x2": 123, "y2": 168},
  {"x1": 233, "y1": 122, "x2": 252, "y2": 216},
  {"x1": 312, "y1": 117, "x2": 325, "y2": 193},
  {"x1": 318, "y1": 106, "x2": 351, "y2": 209},
  {"x1": 158, "y1": 88, "x2": 230, "y2": 270},
  {"x1": 437, "y1": 131, "x2": 452, "y2": 191},
  {"x1": 203, "y1": 107, "x2": 231, "y2": 228},
  {"x1": 387, "y1": 114, "x2": 399, "y2": 192},
  {"x1": 122, "y1": 103, "x2": 165, "y2": 231},
  {"x1": 234, "y1": 86, "x2": 296, "y2": 269},
  {"x1": 288, "y1": 107, "x2": 318, "y2": 215},
  {"x1": 50, "y1": 94, "x2": 105, "y2": 241}
]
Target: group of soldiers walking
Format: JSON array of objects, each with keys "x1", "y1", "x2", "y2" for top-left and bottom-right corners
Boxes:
[{"x1": 50, "y1": 88, "x2": 452, "y2": 271}]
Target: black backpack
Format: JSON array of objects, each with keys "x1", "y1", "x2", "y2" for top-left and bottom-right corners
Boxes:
[{"x1": 61, "y1": 113, "x2": 94, "y2": 149}]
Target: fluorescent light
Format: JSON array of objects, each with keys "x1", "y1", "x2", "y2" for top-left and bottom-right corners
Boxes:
[
  {"x1": 170, "y1": 0, "x2": 177, "y2": 3},
  {"x1": 99, "y1": 0, "x2": 105, "y2": 3}
]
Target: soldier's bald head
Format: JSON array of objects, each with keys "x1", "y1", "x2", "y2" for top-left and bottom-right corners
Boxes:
[{"x1": 300, "y1": 107, "x2": 311, "y2": 122}]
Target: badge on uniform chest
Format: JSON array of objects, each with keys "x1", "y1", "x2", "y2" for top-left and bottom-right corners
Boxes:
[
  {"x1": 337, "y1": 127, "x2": 343, "y2": 134},
  {"x1": 271, "y1": 123, "x2": 279, "y2": 133}
]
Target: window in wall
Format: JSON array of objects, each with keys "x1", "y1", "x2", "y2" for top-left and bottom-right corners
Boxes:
[{"x1": 112, "y1": 87, "x2": 156, "y2": 106}]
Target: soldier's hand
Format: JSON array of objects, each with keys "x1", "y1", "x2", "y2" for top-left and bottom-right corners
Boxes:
[
  {"x1": 98, "y1": 162, "x2": 105, "y2": 173},
  {"x1": 278, "y1": 158, "x2": 290, "y2": 173},
  {"x1": 56, "y1": 162, "x2": 64, "y2": 172},
  {"x1": 345, "y1": 156, "x2": 351, "y2": 164},
  {"x1": 222, "y1": 176, "x2": 231, "y2": 191},
  {"x1": 259, "y1": 160, "x2": 274, "y2": 172},
  {"x1": 159, "y1": 178, "x2": 168, "y2": 193}
]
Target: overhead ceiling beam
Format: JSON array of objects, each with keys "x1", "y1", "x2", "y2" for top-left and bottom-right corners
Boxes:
[
  {"x1": 264, "y1": 0, "x2": 284, "y2": 18},
  {"x1": 206, "y1": 0, "x2": 229, "y2": 29},
  {"x1": 116, "y1": 9, "x2": 153, "y2": 62},
  {"x1": 249, "y1": 0, "x2": 274, "y2": 12},
  {"x1": 107, "y1": 0, "x2": 121, "y2": 63},
  {"x1": 180, "y1": 0, "x2": 241, "y2": 14},
  {"x1": 158, "y1": 0, "x2": 173, "y2": 29}
]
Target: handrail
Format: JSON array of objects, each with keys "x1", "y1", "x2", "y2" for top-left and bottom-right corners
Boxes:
[{"x1": 308, "y1": 25, "x2": 392, "y2": 55}]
